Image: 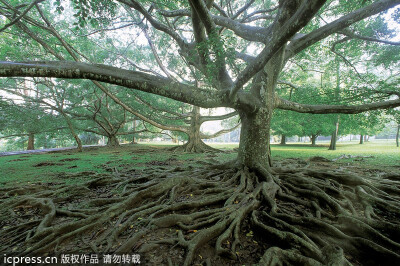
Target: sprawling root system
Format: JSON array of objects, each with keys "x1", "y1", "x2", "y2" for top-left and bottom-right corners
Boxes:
[{"x1": 1, "y1": 159, "x2": 399, "y2": 265}]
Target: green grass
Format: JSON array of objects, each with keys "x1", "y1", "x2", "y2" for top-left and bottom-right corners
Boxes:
[
  {"x1": 0, "y1": 140, "x2": 398, "y2": 188},
  {"x1": 271, "y1": 140, "x2": 399, "y2": 166},
  {"x1": 207, "y1": 140, "x2": 399, "y2": 167},
  {"x1": 0, "y1": 143, "x2": 236, "y2": 187}
]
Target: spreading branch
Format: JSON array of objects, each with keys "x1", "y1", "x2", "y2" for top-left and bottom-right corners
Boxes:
[
  {"x1": 0, "y1": 61, "x2": 227, "y2": 108},
  {"x1": 0, "y1": 0, "x2": 44, "y2": 33},
  {"x1": 201, "y1": 123, "x2": 240, "y2": 139},
  {"x1": 285, "y1": 0, "x2": 400, "y2": 59},
  {"x1": 275, "y1": 95, "x2": 400, "y2": 114}
]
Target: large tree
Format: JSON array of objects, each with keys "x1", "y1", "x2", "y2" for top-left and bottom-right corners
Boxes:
[{"x1": 1, "y1": 1, "x2": 400, "y2": 265}]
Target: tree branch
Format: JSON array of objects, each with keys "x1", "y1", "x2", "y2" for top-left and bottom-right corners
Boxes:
[
  {"x1": 117, "y1": 0, "x2": 188, "y2": 49},
  {"x1": 275, "y1": 95, "x2": 400, "y2": 114},
  {"x1": 339, "y1": 29, "x2": 400, "y2": 46},
  {"x1": 285, "y1": 0, "x2": 400, "y2": 59},
  {"x1": 133, "y1": 92, "x2": 190, "y2": 119},
  {"x1": 0, "y1": 61, "x2": 227, "y2": 108},
  {"x1": 0, "y1": 0, "x2": 44, "y2": 33},
  {"x1": 201, "y1": 123, "x2": 240, "y2": 139},
  {"x1": 230, "y1": 0, "x2": 327, "y2": 100},
  {"x1": 158, "y1": 8, "x2": 269, "y2": 43},
  {"x1": 141, "y1": 26, "x2": 176, "y2": 80},
  {"x1": 200, "y1": 110, "x2": 238, "y2": 122}
]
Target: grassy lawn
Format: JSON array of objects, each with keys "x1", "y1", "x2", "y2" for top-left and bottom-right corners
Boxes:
[
  {"x1": 0, "y1": 144, "x2": 235, "y2": 187},
  {"x1": 0, "y1": 140, "x2": 398, "y2": 188},
  {"x1": 271, "y1": 140, "x2": 399, "y2": 166}
]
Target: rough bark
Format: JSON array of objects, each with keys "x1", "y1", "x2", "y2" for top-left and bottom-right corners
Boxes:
[
  {"x1": 237, "y1": 46, "x2": 284, "y2": 168},
  {"x1": 360, "y1": 134, "x2": 364, "y2": 144},
  {"x1": 396, "y1": 124, "x2": 399, "y2": 147},
  {"x1": 27, "y1": 132, "x2": 35, "y2": 150},
  {"x1": 238, "y1": 109, "x2": 272, "y2": 168}
]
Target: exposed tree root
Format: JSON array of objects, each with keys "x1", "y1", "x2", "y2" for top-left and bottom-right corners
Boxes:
[{"x1": 1, "y1": 160, "x2": 400, "y2": 265}]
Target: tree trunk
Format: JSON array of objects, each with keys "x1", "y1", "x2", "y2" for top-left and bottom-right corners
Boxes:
[
  {"x1": 27, "y1": 132, "x2": 35, "y2": 150},
  {"x1": 328, "y1": 118, "x2": 339, "y2": 150},
  {"x1": 43, "y1": 135, "x2": 49, "y2": 149},
  {"x1": 237, "y1": 108, "x2": 272, "y2": 169},
  {"x1": 396, "y1": 125, "x2": 399, "y2": 147},
  {"x1": 132, "y1": 120, "x2": 137, "y2": 144},
  {"x1": 107, "y1": 135, "x2": 120, "y2": 147},
  {"x1": 311, "y1": 134, "x2": 317, "y2": 146},
  {"x1": 61, "y1": 112, "x2": 83, "y2": 152},
  {"x1": 236, "y1": 47, "x2": 284, "y2": 168},
  {"x1": 329, "y1": 57, "x2": 341, "y2": 151},
  {"x1": 360, "y1": 134, "x2": 364, "y2": 144},
  {"x1": 280, "y1": 135, "x2": 286, "y2": 145},
  {"x1": 172, "y1": 106, "x2": 217, "y2": 152},
  {"x1": 329, "y1": 131, "x2": 336, "y2": 150}
]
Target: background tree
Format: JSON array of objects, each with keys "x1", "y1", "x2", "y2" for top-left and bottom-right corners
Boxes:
[{"x1": 0, "y1": 80, "x2": 68, "y2": 150}]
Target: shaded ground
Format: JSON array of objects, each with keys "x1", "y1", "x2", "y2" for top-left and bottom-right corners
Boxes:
[{"x1": 0, "y1": 144, "x2": 399, "y2": 265}]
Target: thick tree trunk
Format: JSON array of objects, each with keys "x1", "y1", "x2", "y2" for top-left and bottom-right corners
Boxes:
[
  {"x1": 237, "y1": 108, "x2": 272, "y2": 169},
  {"x1": 396, "y1": 125, "x2": 399, "y2": 147},
  {"x1": 27, "y1": 132, "x2": 35, "y2": 150},
  {"x1": 360, "y1": 134, "x2": 364, "y2": 144},
  {"x1": 280, "y1": 135, "x2": 286, "y2": 145},
  {"x1": 107, "y1": 135, "x2": 120, "y2": 147},
  {"x1": 311, "y1": 134, "x2": 317, "y2": 146},
  {"x1": 236, "y1": 47, "x2": 284, "y2": 168}
]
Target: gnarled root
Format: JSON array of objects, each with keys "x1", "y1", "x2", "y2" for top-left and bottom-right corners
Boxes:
[{"x1": 1, "y1": 160, "x2": 400, "y2": 265}]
